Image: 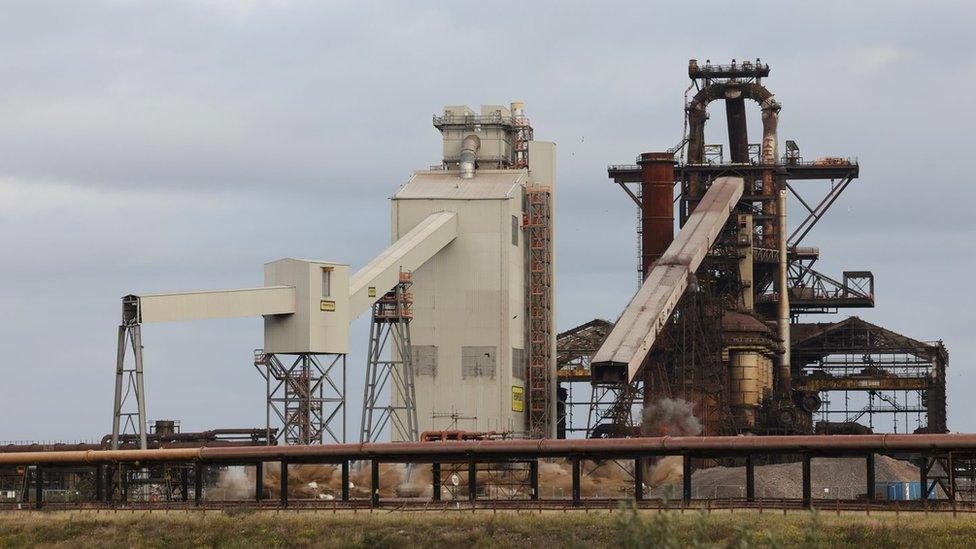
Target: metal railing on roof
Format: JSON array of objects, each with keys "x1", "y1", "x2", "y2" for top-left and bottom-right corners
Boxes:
[{"x1": 432, "y1": 113, "x2": 517, "y2": 128}]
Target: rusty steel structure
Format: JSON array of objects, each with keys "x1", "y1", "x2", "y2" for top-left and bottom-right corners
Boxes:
[
  {"x1": 526, "y1": 184, "x2": 554, "y2": 438},
  {"x1": 6, "y1": 434, "x2": 976, "y2": 509},
  {"x1": 557, "y1": 59, "x2": 949, "y2": 440}
]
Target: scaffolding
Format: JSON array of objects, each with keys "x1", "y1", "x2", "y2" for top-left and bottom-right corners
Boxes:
[
  {"x1": 360, "y1": 272, "x2": 419, "y2": 443},
  {"x1": 526, "y1": 186, "x2": 553, "y2": 438}
]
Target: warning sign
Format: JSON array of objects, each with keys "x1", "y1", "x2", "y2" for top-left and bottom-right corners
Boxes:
[
  {"x1": 368, "y1": 287, "x2": 376, "y2": 298},
  {"x1": 320, "y1": 299, "x2": 336, "y2": 312},
  {"x1": 512, "y1": 386, "x2": 524, "y2": 412}
]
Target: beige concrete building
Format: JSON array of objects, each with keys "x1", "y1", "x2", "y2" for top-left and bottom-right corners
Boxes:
[{"x1": 390, "y1": 103, "x2": 556, "y2": 437}]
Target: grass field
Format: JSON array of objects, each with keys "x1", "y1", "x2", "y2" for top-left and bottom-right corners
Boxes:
[{"x1": 2, "y1": 506, "x2": 976, "y2": 548}]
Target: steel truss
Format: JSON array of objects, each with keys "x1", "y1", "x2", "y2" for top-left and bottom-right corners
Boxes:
[
  {"x1": 360, "y1": 275, "x2": 419, "y2": 443},
  {"x1": 526, "y1": 186, "x2": 554, "y2": 438},
  {"x1": 254, "y1": 351, "x2": 346, "y2": 445},
  {"x1": 660, "y1": 274, "x2": 736, "y2": 436},
  {"x1": 793, "y1": 316, "x2": 948, "y2": 435},
  {"x1": 111, "y1": 318, "x2": 148, "y2": 450},
  {"x1": 586, "y1": 381, "x2": 643, "y2": 439}
]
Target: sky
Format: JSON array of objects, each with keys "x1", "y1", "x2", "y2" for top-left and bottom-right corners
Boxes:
[{"x1": 0, "y1": 0, "x2": 973, "y2": 441}]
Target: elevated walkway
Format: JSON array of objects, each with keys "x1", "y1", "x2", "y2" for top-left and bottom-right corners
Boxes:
[{"x1": 591, "y1": 177, "x2": 744, "y2": 383}]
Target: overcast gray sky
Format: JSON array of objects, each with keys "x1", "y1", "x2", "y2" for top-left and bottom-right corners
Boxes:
[{"x1": 1, "y1": 0, "x2": 973, "y2": 441}]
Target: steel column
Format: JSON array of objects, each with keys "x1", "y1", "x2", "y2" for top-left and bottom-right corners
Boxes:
[
  {"x1": 95, "y1": 465, "x2": 103, "y2": 502},
  {"x1": 180, "y1": 467, "x2": 189, "y2": 502},
  {"x1": 341, "y1": 461, "x2": 349, "y2": 502},
  {"x1": 120, "y1": 464, "x2": 128, "y2": 503},
  {"x1": 130, "y1": 324, "x2": 148, "y2": 450},
  {"x1": 746, "y1": 455, "x2": 755, "y2": 502},
  {"x1": 371, "y1": 459, "x2": 380, "y2": 506},
  {"x1": 530, "y1": 460, "x2": 539, "y2": 501},
  {"x1": 921, "y1": 457, "x2": 930, "y2": 500},
  {"x1": 255, "y1": 463, "x2": 263, "y2": 501},
  {"x1": 280, "y1": 460, "x2": 289, "y2": 507},
  {"x1": 571, "y1": 456, "x2": 581, "y2": 506},
  {"x1": 468, "y1": 460, "x2": 477, "y2": 501},
  {"x1": 682, "y1": 455, "x2": 692, "y2": 503},
  {"x1": 194, "y1": 463, "x2": 203, "y2": 506},
  {"x1": 432, "y1": 463, "x2": 441, "y2": 502},
  {"x1": 110, "y1": 325, "x2": 126, "y2": 450},
  {"x1": 34, "y1": 466, "x2": 43, "y2": 509},
  {"x1": 802, "y1": 454, "x2": 812, "y2": 508},
  {"x1": 866, "y1": 454, "x2": 875, "y2": 500},
  {"x1": 634, "y1": 457, "x2": 644, "y2": 501}
]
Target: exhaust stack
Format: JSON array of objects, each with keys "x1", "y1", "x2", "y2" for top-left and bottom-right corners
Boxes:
[{"x1": 459, "y1": 134, "x2": 480, "y2": 179}]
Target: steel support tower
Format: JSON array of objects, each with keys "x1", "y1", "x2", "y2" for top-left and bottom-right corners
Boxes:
[
  {"x1": 360, "y1": 273, "x2": 419, "y2": 443},
  {"x1": 111, "y1": 311, "x2": 148, "y2": 450},
  {"x1": 254, "y1": 351, "x2": 346, "y2": 445}
]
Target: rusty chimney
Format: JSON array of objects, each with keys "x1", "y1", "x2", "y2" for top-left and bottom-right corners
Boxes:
[{"x1": 638, "y1": 152, "x2": 677, "y2": 279}]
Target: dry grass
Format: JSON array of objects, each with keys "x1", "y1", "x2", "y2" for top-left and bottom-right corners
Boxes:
[{"x1": 2, "y1": 507, "x2": 976, "y2": 548}]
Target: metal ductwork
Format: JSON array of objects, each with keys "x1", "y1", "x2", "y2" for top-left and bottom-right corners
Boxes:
[{"x1": 459, "y1": 134, "x2": 480, "y2": 179}]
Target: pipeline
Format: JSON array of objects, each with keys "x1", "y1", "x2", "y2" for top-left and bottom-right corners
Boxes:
[
  {"x1": 777, "y1": 188, "x2": 791, "y2": 393},
  {"x1": 459, "y1": 134, "x2": 480, "y2": 179},
  {"x1": 6, "y1": 434, "x2": 976, "y2": 465}
]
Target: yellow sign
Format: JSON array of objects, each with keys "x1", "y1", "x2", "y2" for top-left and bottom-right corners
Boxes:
[
  {"x1": 512, "y1": 386, "x2": 524, "y2": 412},
  {"x1": 320, "y1": 299, "x2": 336, "y2": 312},
  {"x1": 368, "y1": 287, "x2": 376, "y2": 298}
]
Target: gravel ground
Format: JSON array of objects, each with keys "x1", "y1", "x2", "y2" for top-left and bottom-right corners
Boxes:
[{"x1": 649, "y1": 455, "x2": 919, "y2": 500}]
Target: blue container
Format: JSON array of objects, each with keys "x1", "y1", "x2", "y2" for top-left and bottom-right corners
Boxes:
[{"x1": 886, "y1": 482, "x2": 924, "y2": 500}]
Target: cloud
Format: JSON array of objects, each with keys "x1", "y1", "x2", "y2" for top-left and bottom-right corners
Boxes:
[{"x1": 0, "y1": 0, "x2": 974, "y2": 439}]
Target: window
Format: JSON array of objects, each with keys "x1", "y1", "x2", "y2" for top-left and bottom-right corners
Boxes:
[{"x1": 321, "y1": 268, "x2": 331, "y2": 297}]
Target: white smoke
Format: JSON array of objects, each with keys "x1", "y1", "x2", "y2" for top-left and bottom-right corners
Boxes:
[{"x1": 641, "y1": 398, "x2": 702, "y2": 437}]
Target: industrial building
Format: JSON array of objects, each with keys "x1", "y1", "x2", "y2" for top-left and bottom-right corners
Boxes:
[
  {"x1": 94, "y1": 61, "x2": 953, "y2": 448},
  {"x1": 106, "y1": 102, "x2": 556, "y2": 447},
  {"x1": 560, "y1": 59, "x2": 948, "y2": 441},
  {"x1": 0, "y1": 58, "x2": 966, "y2": 509}
]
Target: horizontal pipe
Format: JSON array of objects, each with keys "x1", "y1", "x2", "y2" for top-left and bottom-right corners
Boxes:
[{"x1": 4, "y1": 434, "x2": 976, "y2": 465}]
